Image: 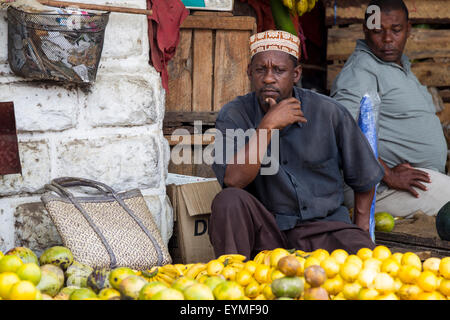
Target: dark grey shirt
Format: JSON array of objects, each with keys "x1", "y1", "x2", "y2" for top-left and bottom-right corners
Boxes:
[{"x1": 212, "y1": 87, "x2": 384, "y2": 231}]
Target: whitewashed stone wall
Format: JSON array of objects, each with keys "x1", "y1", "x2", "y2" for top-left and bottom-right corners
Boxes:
[{"x1": 0, "y1": 0, "x2": 173, "y2": 255}]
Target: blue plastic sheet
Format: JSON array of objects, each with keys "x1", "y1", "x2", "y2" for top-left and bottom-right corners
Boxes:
[{"x1": 358, "y1": 94, "x2": 379, "y2": 242}]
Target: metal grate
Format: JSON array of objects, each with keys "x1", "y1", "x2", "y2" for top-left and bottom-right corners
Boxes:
[{"x1": 7, "y1": 6, "x2": 110, "y2": 83}]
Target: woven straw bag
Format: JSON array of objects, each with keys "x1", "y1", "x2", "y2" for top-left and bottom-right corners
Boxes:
[{"x1": 41, "y1": 177, "x2": 172, "y2": 270}]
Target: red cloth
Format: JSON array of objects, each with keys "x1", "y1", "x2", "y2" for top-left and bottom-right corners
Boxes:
[{"x1": 147, "y1": 0, "x2": 189, "y2": 92}]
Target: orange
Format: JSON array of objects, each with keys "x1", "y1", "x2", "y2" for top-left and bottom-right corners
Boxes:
[
  {"x1": 150, "y1": 288, "x2": 184, "y2": 300},
  {"x1": 320, "y1": 256, "x2": 340, "y2": 279},
  {"x1": 221, "y1": 266, "x2": 237, "y2": 281},
  {"x1": 342, "y1": 281, "x2": 362, "y2": 300},
  {"x1": 330, "y1": 249, "x2": 348, "y2": 265},
  {"x1": 254, "y1": 264, "x2": 271, "y2": 284},
  {"x1": 401, "y1": 252, "x2": 422, "y2": 271},
  {"x1": 374, "y1": 212, "x2": 395, "y2": 232},
  {"x1": 213, "y1": 280, "x2": 245, "y2": 300},
  {"x1": 438, "y1": 278, "x2": 450, "y2": 296},
  {"x1": 16, "y1": 263, "x2": 41, "y2": 285},
  {"x1": 391, "y1": 252, "x2": 403, "y2": 265},
  {"x1": 138, "y1": 282, "x2": 168, "y2": 300},
  {"x1": 363, "y1": 258, "x2": 382, "y2": 271},
  {"x1": 381, "y1": 258, "x2": 401, "y2": 277},
  {"x1": 0, "y1": 255, "x2": 23, "y2": 273},
  {"x1": 269, "y1": 248, "x2": 290, "y2": 268},
  {"x1": 439, "y1": 257, "x2": 450, "y2": 279},
  {"x1": 322, "y1": 275, "x2": 344, "y2": 296},
  {"x1": 357, "y1": 267, "x2": 377, "y2": 288},
  {"x1": 422, "y1": 257, "x2": 441, "y2": 276},
  {"x1": 345, "y1": 255, "x2": 363, "y2": 269},
  {"x1": 277, "y1": 255, "x2": 301, "y2": 277},
  {"x1": 358, "y1": 287, "x2": 379, "y2": 300},
  {"x1": 304, "y1": 265, "x2": 327, "y2": 287},
  {"x1": 262, "y1": 283, "x2": 276, "y2": 300},
  {"x1": 0, "y1": 272, "x2": 21, "y2": 299},
  {"x1": 417, "y1": 270, "x2": 438, "y2": 292},
  {"x1": 243, "y1": 261, "x2": 257, "y2": 275},
  {"x1": 372, "y1": 245, "x2": 391, "y2": 261},
  {"x1": 398, "y1": 265, "x2": 421, "y2": 284},
  {"x1": 310, "y1": 249, "x2": 329, "y2": 262},
  {"x1": 183, "y1": 283, "x2": 214, "y2": 300},
  {"x1": 416, "y1": 291, "x2": 446, "y2": 300},
  {"x1": 203, "y1": 276, "x2": 225, "y2": 292},
  {"x1": 377, "y1": 292, "x2": 399, "y2": 300},
  {"x1": 357, "y1": 248, "x2": 373, "y2": 261},
  {"x1": 397, "y1": 284, "x2": 422, "y2": 300},
  {"x1": 373, "y1": 272, "x2": 395, "y2": 294},
  {"x1": 339, "y1": 261, "x2": 361, "y2": 283},
  {"x1": 235, "y1": 269, "x2": 253, "y2": 287},
  {"x1": 8, "y1": 280, "x2": 37, "y2": 300},
  {"x1": 171, "y1": 277, "x2": 196, "y2": 292},
  {"x1": 206, "y1": 260, "x2": 224, "y2": 276},
  {"x1": 244, "y1": 280, "x2": 261, "y2": 298}
]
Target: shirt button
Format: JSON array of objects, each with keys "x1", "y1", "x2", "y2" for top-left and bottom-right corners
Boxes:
[{"x1": 302, "y1": 206, "x2": 307, "y2": 210}]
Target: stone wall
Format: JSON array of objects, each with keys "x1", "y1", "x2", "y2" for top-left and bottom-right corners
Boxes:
[{"x1": 0, "y1": 0, "x2": 172, "y2": 255}]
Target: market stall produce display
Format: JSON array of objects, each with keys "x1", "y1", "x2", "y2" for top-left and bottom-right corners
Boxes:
[{"x1": 0, "y1": 245, "x2": 449, "y2": 300}]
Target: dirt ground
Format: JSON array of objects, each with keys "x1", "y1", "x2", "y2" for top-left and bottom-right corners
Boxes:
[{"x1": 392, "y1": 211, "x2": 439, "y2": 239}]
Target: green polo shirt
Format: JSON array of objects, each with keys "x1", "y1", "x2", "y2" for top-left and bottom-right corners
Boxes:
[{"x1": 331, "y1": 39, "x2": 447, "y2": 173}]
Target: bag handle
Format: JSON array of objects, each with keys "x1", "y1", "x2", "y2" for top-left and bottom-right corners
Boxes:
[{"x1": 46, "y1": 177, "x2": 164, "y2": 268}]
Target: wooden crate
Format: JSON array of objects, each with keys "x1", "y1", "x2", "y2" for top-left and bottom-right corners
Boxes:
[
  {"x1": 164, "y1": 12, "x2": 256, "y2": 177},
  {"x1": 325, "y1": 0, "x2": 450, "y2": 114}
]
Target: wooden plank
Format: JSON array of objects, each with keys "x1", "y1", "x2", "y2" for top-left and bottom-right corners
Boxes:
[
  {"x1": 192, "y1": 29, "x2": 213, "y2": 112},
  {"x1": 164, "y1": 132, "x2": 216, "y2": 146},
  {"x1": 327, "y1": 25, "x2": 450, "y2": 61},
  {"x1": 327, "y1": 61, "x2": 450, "y2": 90},
  {"x1": 164, "y1": 111, "x2": 218, "y2": 124},
  {"x1": 181, "y1": 15, "x2": 257, "y2": 31},
  {"x1": 375, "y1": 231, "x2": 450, "y2": 250},
  {"x1": 325, "y1": 0, "x2": 450, "y2": 25},
  {"x1": 166, "y1": 30, "x2": 193, "y2": 112},
  {"x1": 213, "y1": 30, "x2": 252, "y2": 111}
]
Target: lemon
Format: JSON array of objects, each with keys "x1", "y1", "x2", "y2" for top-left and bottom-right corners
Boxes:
[
  {"x1": 401, "y1": 252, "x2": 422, "y2": 271},
  {"x1": 357, "y1": 267, "x2": 378, "y2": 288},
  {"x1": 391, "y1": 252, "x2": 403, "y2": 265},
  {"x1": 438, "y1": 278, "x2": 450, "y2": 296},
  {"x1": 417, "y1": 270, "x2": 438, "y2": 292},
  {"x1": 213, "y1": 280, "x2": 245, "y2": 300},
  {"x1": 235, "y1": 269, "x2": 253, "y2": 287},
  {"x1": 320, "y1": 256, "x2": 340, "y2": 279},
  {"x1": 310, "y1": 249, "x2": 329, "y2": 262},
  {"x1": 304, "y1": 256, "x2": 321, "y2": 269},
  {"x1": 416, "y1": 291, "x2": 446, "y2": 300},
  {"x1": 358, "y1": 287, "x2": 379, "y2": 300},
  {"x1": 109, "y1": 267, "x2": 136, "y2": 290},
  {"x1": 244, "y1": 261, "x2": 257, "y2": 275},
  {"x1": 397, "y1": 284, "x2": 422, "y2": 300},
  {"x1": 439, "y1": 257, "x2": 450, "y2": 279},
  {"x1": 151, "y1": 288, "x2": 184, "y2": 300},
  {"x1": 221, "y1": 266, "x2": 237, "y2": 281},
  {"x1": 0, "y1": 255, "x2": 23, "y2": 273},
  {"x1": 398, "y1": 265, "x2": 421, "y2": 284},
  {"x1": 16, "y1": 263, "x2": 41, "y2": 285},
  {"x1": 206, "y1": 260, "x2": 224, "y2": 276},
  {"x1": 98, "y1": 288, "x2": 121, "y2": 300},
  {"x1": 372, "y1": 245, "x2": 391, "y2": 261},
  {"x1": 269, "y1": 248, "x2": 290, "y2": 268},
  {"x1": 269, "y1": 268, "x2": 285, "y2": 282},
  {"x1": 254, "y1": 264, "x2": 271, "y2": 284},
  {"x1": 357, "y1": 248, "x2": 373, "y2": 261},
  {"x1": 363, "y1": 258, "x2": 382, "y2": 271},
  {"x1": 373, "y1": 272, "x2": 395, "y2": 294},
  {"x1": 0, "y1": 272, "x2": 21, "y2": 299},
  {"x1": 381, "y1": 258, "x2": 401, "y2": 277},
  {"x1": 330, "y1": 249, "x2": 348, "y2": 265},
  {"x1": 377, "y1": 292, "x2": 399, "y2": 300},
  {"x1": 423, "y1": 257, "x2": 441, "y2": 276},
  {"x1": 244, "y1": 280, "x2": 261, "y2": 298},
  {"x1": 340, "y1": 261, "x2": 361, "y2": 282},
  {"x1": 8, "y1": 280, "x2": 37, "y2": 300},
  {"x1": 345, "y1": 255, "x2": 363, "y2": 269},
  {"x1": 322, "y1": 275, "x2": 344, "y2": 296},
  {"x1": 374, "y1": 212, "x2": 395, "y2": 232},
  {"x1": 262, "y1": 283, "x2": 276, "y2": 299},
  {"x1": 342, "y1": 281, "x2": 362, "y2": 300}
]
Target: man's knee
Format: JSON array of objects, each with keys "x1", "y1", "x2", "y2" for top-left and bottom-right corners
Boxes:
[{"x1": 211, "y1": 187, "x2": 251, "y2": 213}]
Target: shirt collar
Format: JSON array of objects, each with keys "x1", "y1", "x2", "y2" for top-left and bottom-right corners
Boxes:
[{"x1": 355, "y1": 39, "x2": 411, "y2": 73}]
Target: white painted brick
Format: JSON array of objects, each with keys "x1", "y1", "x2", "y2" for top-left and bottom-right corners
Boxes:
[
  {"x1": 85, "y1": 74, "x2": 158, "y2": 127},
  {"x1": 0, "y1": 11, "x2": 7, "y2": 63},
  {"x1": 0, "y1": 83, "x2": 79, "y2": 132},
  {"x1": 0, "y1": 140, "x2": 51, "y2": 196},
  {"x1": 54, "y1": 134, "x2": 160, "y2": 191}
]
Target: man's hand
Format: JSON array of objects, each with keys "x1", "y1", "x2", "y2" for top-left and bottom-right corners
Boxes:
[
  {"x1": 383, "y1": 162, "x2": 431, "y2": 198},
  {"x1": 259, "y1": 97, "x2": 307, "y2": 130}
]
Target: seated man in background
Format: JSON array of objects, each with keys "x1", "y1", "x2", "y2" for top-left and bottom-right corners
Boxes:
[
  {"x1": 209, "y1": 30, "x2": 384, "y2": 260},
  {"x1": 331, "y1": 0, "x2": 450, "y2": 218}
]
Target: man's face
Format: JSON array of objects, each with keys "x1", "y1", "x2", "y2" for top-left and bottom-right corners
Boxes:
[
  {"x1": 364, "y1": 9, "x2": 411, "y2": 65},
  {"x1": 247, "y1": 50, "x2": 302, "y2": 110}
]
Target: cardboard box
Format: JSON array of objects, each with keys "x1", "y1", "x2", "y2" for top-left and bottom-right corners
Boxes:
[{"x1": 166, "y1": 174, "x2": 222, "y2": 264}]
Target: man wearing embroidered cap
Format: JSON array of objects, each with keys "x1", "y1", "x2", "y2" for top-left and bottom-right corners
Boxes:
[{"x1": 209, "y1": 30, "x2": 384, "y2": 259}]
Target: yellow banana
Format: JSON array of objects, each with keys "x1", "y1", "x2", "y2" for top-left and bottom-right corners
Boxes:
[
  {"x1": 218, "y1": 254, "x2": 247, "y2": 264},
  {"x1": 195, "y1": 269, "x2": 208, "y2": 281},
  {"x1": 296, "y1": 0, "x2": 309, "y2": 16},
  {"x1": 185, "y1": 263, "x2": 207, "y2": 279},
  {"x1": 228, "y1": 261, "x2": 245, "y2": 270},
  {"x1": 174, "y1": 264, "x2": 188, "y2": 275},
  {"x1": 183, "y1": 264, "x2": 195, "y2": 275},
  {"x1": 160, "y1": 264, "x2": 183, "y2": 277},
  {"x1": 253, "y1": 250, "x2": 270, "y2": 265},
  {"x1": 155, "y1": 274, "x2": 172, "y2": 286}
]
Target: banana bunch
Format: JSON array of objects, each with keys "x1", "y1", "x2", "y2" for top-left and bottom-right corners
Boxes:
[
  {"x1": 282, "y1": 0, "x2": 317, "y2": 17},
  {"x1": 253, "y1": 250, "x2": 272, "y2": 265},
  {"x1": 141, "y1": 264, "x2": 184, "y2": 286}
]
